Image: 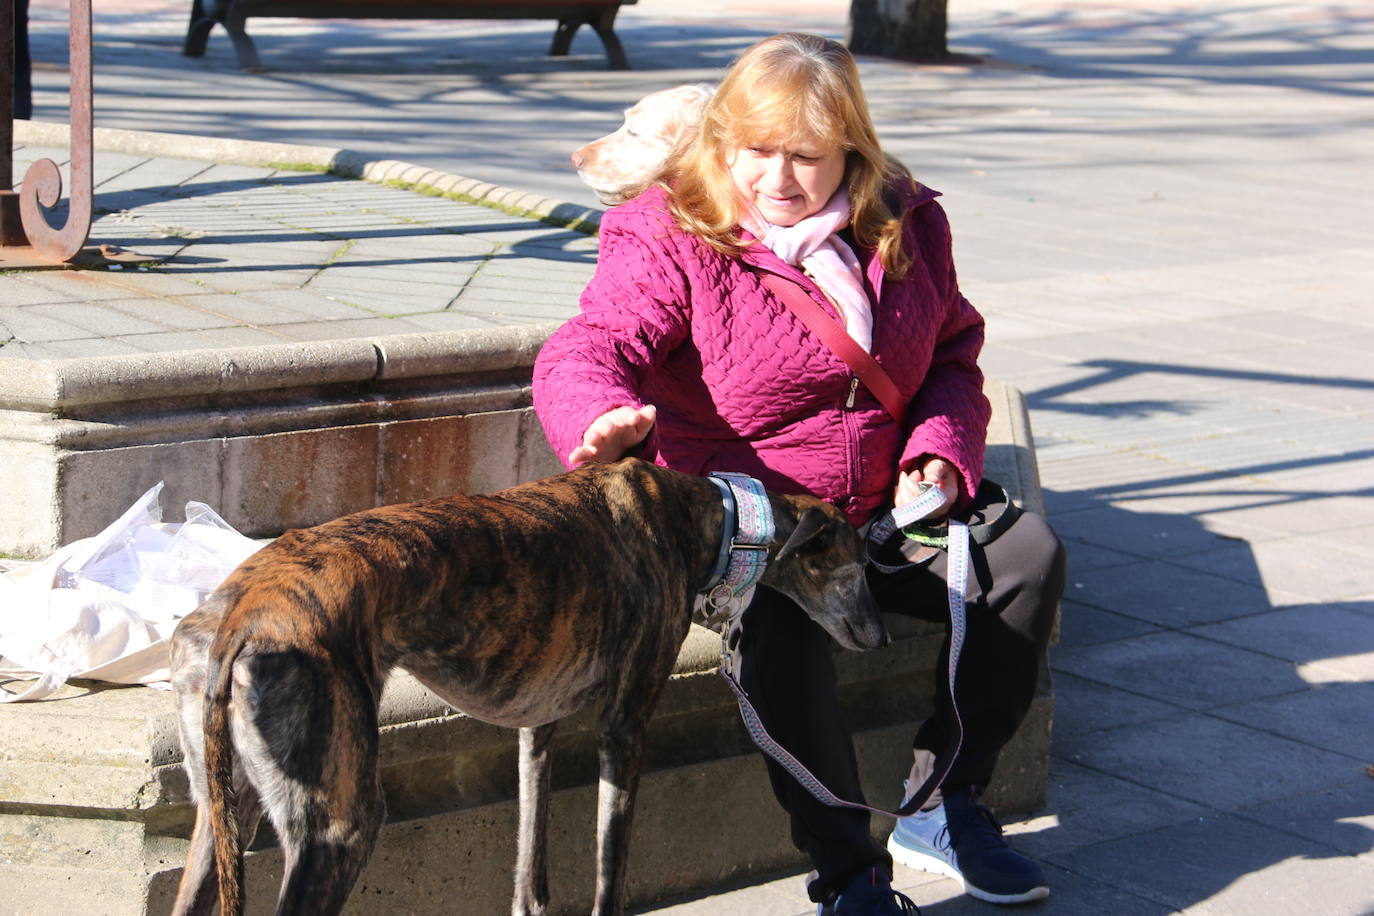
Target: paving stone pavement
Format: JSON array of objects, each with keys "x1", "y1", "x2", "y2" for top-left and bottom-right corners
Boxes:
[
  {"x1": 9, "y1": 0, "x2": 1374, "y2": 913},
  {"x1": 2, "y1": 148, "x2": 600, "y2": 356}
]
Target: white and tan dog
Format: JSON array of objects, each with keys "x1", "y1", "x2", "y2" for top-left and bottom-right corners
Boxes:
[{"x1": 571, "y1": 83, "x2": 714, "y2": 205}]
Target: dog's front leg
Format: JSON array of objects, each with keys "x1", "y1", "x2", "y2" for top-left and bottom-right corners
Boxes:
[{"x1": 514, "y1": 723, "x2": 557, "y2": 916}]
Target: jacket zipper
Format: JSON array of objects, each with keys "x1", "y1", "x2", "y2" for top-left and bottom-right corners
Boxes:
[
  {"x1": 755, "y1": 258, "x2": 867, "y2": 510},
  {"x1": 841, "y1": 378, "x2": 863, "y2": 510}
]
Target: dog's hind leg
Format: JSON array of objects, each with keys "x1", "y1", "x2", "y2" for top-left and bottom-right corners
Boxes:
[
  {"x1": 173, "y1": 770, "x2": 264, "y2": 916},
  {"x1": 236, "y1": 651, "x2": 386, "y2": 916},
  {"x1": 170, "y1": 614, "x2": 265, "y2": 916},
  {"x1": 514, "y1": 723, "x2": 557, "y2": 916}
]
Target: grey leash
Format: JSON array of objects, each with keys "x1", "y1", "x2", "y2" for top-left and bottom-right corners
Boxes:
[{"x1": 713, "y1": 480, "x2": 969, "y2": 820}]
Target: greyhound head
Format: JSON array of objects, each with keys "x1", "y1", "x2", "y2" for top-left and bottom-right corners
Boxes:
[{"x1": 762, "y1": 495, "x2": 888, "y2": 652}]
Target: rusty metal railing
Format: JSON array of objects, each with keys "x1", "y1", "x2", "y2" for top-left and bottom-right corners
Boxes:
[{"x1": 2, "y1": 0, "x2": 95, "y2": 267}]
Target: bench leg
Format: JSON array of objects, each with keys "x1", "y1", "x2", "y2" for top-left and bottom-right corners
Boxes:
[
  {"x1": 591, "y1": 7, "x2": 631, "y2": 70},
  {"x1": 222, "y1": 5, "x2": 264, "y2": 71},
  {"x1": 550, "y1": 9, "x2": 631, "y2": 70},
  {"x1": 182, "y1": 0, "x2": 260, "y2": 69},
  {"x1": 549, "y1": 19, "x2": 580, "y2": 57},
  {"x1": 183, "y1": 0, "x2": 214, "y2": 57}
]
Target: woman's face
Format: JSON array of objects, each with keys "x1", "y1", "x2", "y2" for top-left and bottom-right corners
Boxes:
[{"x1": 727, "y1": 135, "x2": 846, "y2": 227}]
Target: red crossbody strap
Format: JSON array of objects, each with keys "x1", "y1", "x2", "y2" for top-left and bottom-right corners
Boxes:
[{"x1": 759, "y1": 272, "x2": 906, "y2": 423}]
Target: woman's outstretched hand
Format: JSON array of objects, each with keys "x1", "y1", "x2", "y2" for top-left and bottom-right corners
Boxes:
[
  {"x1": 894, "y1": 456, "x2": 959, "y2": 520},
  {"x1": 569, "y1": 405, "x2": 657, "y2": 466}
]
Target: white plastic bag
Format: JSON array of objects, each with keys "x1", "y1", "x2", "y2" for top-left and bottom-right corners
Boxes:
[{"x1": 0, "y1": 483, "x2": 264, "y2": 701}]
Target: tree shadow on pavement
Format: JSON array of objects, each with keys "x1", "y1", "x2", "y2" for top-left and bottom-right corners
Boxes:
[
  {"x1": 953, "y1": 2, "x2": 1374, "y2": 98},
  {"x1": 65, "y1": 172, "x2": 601, "y2": 272}
]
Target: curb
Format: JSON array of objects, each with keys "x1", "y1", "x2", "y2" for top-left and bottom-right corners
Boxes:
[
  {"x1": 12, "y1": 120, "x2": 605, "y2": 234},
  {"x1": 0, "y1": 325, "x2": 563, "y2": 412},
  {"x1": 5, "y1": 122, "x2": 587, "y2": 409}
]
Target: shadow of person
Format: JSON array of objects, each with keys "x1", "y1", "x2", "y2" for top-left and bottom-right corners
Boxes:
[{"x1": 979, "y1": 489, "x2": 1374, "y2": 913}]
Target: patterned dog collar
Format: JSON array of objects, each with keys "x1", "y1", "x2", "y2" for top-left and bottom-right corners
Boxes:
[{"x1": 702, "y1": 472, "x2": 775, "y2": 610}]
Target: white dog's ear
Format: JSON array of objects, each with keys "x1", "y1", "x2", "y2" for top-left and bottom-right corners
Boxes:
[
  {"x1": 657, "y1": 85, "x2": 714, "y2": 159},
  {"x1": 680, "y1": 84, "x2": 715, "y2": 117}
]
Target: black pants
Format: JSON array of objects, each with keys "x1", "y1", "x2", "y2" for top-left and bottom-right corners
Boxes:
[{"x1": 735, "y1": 491, "x2": 1065, "y2": 902}]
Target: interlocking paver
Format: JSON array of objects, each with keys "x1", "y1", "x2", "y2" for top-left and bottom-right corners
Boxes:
[
  {"x1": 1050, "y1": 814, "x2": 1372, "y2": 915},
  {"x1": 1214, "y1": 681, "x2": 1374, "y2": 761},
  {"x1": 1055, "y1": 630, "x2": 1305, "y2": 709},
  {"x1": 1065, "y1": 713, "x2": 1363, "y2": 810},
  {"x1": 0, "y1": 274, "x2": 79, "y2": 305},
  {"x1": 1056, "y1": 598, "x2": 1163, "y2": 649},
  {"x1": 1233, "y1": 778, "x2": 1374, "y2": 857},
  {"x1": 1050, "y1": 671, "x2": 1177, "y2": 740},
  {"x1": 1171, "y1": 538, "x2": 1374, "y2": 602},
  {"x1": 1019, "y1": 760, "x2": 1209, "y2": 858},
  {"x1": 1191, "y1": 603, "x2": 1374, "y2": 676}
]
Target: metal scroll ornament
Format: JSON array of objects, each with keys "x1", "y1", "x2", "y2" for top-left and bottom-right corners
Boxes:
[{"x1": 2, "y1": 0, "x2": 94, "y2": 266}]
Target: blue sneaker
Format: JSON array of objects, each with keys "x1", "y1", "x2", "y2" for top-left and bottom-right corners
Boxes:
[
  {"x1": 817, "y1": 866, "x2": 921, "y2": 915},
  {"x1": 887, "y1": 786, "x2": 1049, "y2": 904}
]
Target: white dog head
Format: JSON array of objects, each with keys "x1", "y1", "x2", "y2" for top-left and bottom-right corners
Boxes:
[{"x1": 572, "y1": 84, "x2": 715, "y2": 206}]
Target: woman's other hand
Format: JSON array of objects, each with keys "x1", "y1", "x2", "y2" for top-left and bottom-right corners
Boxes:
[
  {"x1": 569, "y1": 405, "x2": 657, "y2": 466},
  {"x1": 894, "y1": 456, "x2": 958, "y2": 520}
]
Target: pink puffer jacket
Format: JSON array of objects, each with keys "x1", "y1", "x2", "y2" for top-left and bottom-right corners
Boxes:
[{"x1": 533, "y1": 180, "x2": 990, "y2": 527}]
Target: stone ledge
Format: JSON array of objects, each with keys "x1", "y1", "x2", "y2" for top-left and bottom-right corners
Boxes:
[
  {"x1": 0, "y1": 327, "x2": 556, "y2": 414},
  {"x1": 0, "y1": 379, "x2": 1051, "y2": 914},
  {"x1": 0, "y1": 328, "x2": 565, "y2": 555}
]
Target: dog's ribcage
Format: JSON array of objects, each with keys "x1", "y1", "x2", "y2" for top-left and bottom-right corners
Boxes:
[{"x1": 214, "y1": 480, "x2": 699, "y2": 727}]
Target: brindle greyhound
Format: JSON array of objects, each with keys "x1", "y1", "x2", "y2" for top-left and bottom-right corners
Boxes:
[{"x1": 168, "y1": 458, "x2": 886, "y2": 916}]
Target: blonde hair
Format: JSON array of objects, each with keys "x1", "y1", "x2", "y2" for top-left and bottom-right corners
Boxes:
[{"x1": 664, "y1": 33, "x2": 912, "y2": 277}]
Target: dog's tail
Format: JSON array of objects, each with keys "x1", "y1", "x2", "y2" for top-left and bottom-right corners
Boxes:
[{"x1": 204, "y1": 629, "x2": 251, "y2": 916}]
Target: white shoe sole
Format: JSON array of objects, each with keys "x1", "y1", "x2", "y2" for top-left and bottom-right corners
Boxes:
[
  {"x1": 887, "y1": 834, "x2": 1050, "y2": 905},
  {"x1": 967, "y1": 884, "x2": 1050, "y2": 905},
  {"x1": 887, "y1": 833, "x2": 964, "y2": 885}
]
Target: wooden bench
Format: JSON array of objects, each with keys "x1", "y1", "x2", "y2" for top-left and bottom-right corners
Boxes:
[{"x1": 182, "y1": 0, "x2": 638, "y2": 70}]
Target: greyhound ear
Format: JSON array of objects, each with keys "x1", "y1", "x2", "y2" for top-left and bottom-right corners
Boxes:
[{"x1": 776, "y1": 507, "x2": 830, "y2": 563}]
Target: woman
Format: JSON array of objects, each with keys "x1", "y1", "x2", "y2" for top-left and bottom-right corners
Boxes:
[{"x1": 534, "y1": 33, "x2": 1064, "y2": 915}]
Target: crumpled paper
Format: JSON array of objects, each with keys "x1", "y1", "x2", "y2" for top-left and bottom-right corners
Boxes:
[{"x1": 0, "y1": 483, "x2": 263, "y2": 701}]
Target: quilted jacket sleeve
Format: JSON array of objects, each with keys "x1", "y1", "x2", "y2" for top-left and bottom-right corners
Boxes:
[
  {"x1": 898, "y1": 199, "x2": 992, "y2": 505},
  {"x1": 533, "y1": 198, "x2": 692, "y2": 467}
]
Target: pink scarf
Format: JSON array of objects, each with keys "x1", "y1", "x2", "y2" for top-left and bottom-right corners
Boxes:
[{"x1": 740, "y1": 187, "x2": 874, "y2": 353}]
